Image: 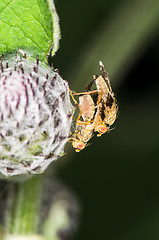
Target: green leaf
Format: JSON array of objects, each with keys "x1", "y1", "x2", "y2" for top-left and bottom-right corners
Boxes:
[{"x1": 0, "y1": 0, "x2": 60, "y2": 62}]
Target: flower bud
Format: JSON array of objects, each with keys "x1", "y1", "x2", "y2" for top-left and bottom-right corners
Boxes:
[{"x1": 0, "y1": 53, "x2": 73, "y2": 177}]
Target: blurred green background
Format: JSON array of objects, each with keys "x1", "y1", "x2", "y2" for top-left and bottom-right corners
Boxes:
[
  {"x1": 52, "y1": 0, "x2": 159, "y2": 239},
  {"x1": 0, "y1": 0, "x2": 159, "y2": 239}
]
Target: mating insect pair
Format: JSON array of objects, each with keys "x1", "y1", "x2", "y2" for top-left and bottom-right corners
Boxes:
[{"x1": 69, "y1": 61, "x2": 118, "y2": 152}]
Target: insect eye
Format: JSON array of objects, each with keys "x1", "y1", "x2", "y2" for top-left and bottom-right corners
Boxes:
[
  {"x1": 98, "y1": 125, "x2": 108, "y2": 134},
  {"x1": 77, "y1": 143, "x2": 85, "y2": 151}
]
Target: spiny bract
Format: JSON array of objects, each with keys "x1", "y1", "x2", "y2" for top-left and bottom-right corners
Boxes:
[{"x1": 0, "y1": 53, "x2": 73, "y2": 177}]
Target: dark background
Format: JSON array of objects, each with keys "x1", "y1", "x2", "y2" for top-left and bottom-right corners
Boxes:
[{"x1": 52, "y1": 0, "x2": 159, "y2": 239}]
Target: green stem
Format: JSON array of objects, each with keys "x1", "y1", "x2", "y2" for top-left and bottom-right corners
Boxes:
[
  {"x1": 69, "y1": 0, "x2": 159, "y2": 90},
  {"x1": 5, "y1": 176, "x2": 43, "y2": 236}
]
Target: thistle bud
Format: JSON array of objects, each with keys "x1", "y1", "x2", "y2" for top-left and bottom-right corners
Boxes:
[{"x1": 0, "y1": 53, "x2": 73, "y2": 177}]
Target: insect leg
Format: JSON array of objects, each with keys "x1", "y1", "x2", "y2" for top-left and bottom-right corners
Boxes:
[
  {"x1": 73, "y1": 90, "x2": 99, "y2": 96},
  {"x1": 84, "y1": 79, "x2": 95, "y2": 91},
  {"x1": 69, "y1": 88, "x2": 80, "y2": 106}
]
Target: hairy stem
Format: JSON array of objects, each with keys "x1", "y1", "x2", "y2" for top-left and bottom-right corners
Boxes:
[{"x1": 5, "y1": 176, "x2": 43, "y2": 236}]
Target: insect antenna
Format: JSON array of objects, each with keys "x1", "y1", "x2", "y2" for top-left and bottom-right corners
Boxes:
[{"x1": 107, "y1": 127, "x2": 115, "y2": 133}]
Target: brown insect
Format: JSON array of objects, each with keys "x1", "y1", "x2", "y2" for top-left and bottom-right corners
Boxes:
[
  {"x1": 96, "y1": 61, "x2": 118, "y2": 127},
  {"x1": 91, "y1": 101, "x2": 109, "y2": 137},
  {"x1": 70, "y1": 123, "x2": 94, "y2": 152},
  {"x1": 69, "y1": 89, "x2": 97, "y2": 152},
  {"x1": 85, "y1": 61, "x2": 118, "y2": 135},
  {"x1": 69, "y1": 61, "x2": 118, "y2": 152}
]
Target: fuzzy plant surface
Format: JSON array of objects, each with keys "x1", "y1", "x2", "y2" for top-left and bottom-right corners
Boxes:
[
  {"x1": 0, "y1": 53, "x2": 73, "y2": 177},
  {"x1": 0, "y1": 1, "x2": 78, "y2": 240},
  {"x1": 0, "y1": 0, "x2": 73, "y2": 178}
]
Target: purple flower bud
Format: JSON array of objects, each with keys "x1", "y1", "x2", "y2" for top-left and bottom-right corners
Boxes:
[{"x1": 0, "y1": 53, "x2": 73, "y2": 177}]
